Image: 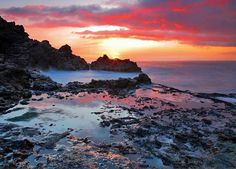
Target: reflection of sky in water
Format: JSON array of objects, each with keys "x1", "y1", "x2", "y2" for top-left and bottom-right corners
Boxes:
[
  {"x1": 42, "y1": 61, "x2": 236, "y2": 93},
  {"x1": 0, "y1": 87, "x2": 230, "y2": 168},
  {"x1": 0, "y1": 94, "x2": 130, "y2": 143}
]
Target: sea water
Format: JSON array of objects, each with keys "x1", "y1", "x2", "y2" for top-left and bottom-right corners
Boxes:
[{"x1": 41, "y1": 61, "x2": 236, "y2": 93}]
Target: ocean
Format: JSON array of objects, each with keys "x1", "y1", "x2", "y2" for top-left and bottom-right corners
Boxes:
[{"x1": 41, "y1": 61, "x2": 236, "y2": 94}]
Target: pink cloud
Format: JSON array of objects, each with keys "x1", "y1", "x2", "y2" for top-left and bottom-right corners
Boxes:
[{"x1": 0, "y1": 0, "x2": 236, "y2": 46}]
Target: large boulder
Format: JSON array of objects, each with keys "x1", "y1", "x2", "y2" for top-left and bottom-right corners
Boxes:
[{"x1": 90, "y1": 55, "x2": 141, "y2": 72}]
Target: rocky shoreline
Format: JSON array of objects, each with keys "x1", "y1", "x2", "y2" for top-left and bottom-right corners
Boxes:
[{"x1": 0, "y1": 81, "x2": 235, "y2": 168}]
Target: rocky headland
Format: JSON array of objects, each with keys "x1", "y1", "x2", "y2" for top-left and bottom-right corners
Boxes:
[
  {"x1": 0, "y1": 16, "x2": 89, "y2": 70},
  {"x1": 1, "y1": 16, "x2": 141, "y2": 72},
  {"x1": 91, "y1": 54, "x2": 142, "y2": 72},
  {"x1": 0, "y1": 16, "x2": 145, "y2": 112}
]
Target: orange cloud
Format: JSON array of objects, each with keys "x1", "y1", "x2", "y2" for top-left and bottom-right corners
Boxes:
[{"x1": 1, "y1": 0, "x2": 236, "y2": 60}]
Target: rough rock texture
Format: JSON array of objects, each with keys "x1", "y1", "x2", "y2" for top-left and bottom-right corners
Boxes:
[
  {"x1": 0, "y1": 16, "x2": 89, "y2": 70},
  {"x1": 0, "y1": 64, "x2": 32, "y2": 112},
  {"x1": 62, "y1": 73, "x2": 151, "y2": 94},
  {"x1": 88, "y1": 73, "x2": 151, "y2": 88},
  {"x1": 0, "y1": 63, "x2": 61, "y2": 112},
  {"x1": 91, "y1": 55, "x2": 142, "y2": 72}
]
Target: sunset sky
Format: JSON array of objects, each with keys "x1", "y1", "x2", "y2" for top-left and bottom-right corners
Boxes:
[{"x1": 1, "y1": 0, "x2": 236, "y2": 61}]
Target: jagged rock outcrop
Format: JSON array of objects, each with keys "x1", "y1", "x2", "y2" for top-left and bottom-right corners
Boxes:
[
  {"x1": 90, "y1": 55, "x2": 142, "y2": 72},
  {"x1": 63, "y1": 73, "x2": 151, "y2": 93},
  {"x1": 0, "y1": 63, "x2": 31, "y2": 111},
  {"x1": 0, "y1": 16, "x2": 89, "y2": 70},
  {"x1": 87, "y1": 73, "x2": 151, "y2": 89},
  {"x1": 59, "y1": 44, "x2": 72, "y2": 55},
  {"x1": 0, "y1": 17, "x2": 29, "y2": 54},
  {"x1": 0, "y1": 63, "x2": 62, "y2": 112}
]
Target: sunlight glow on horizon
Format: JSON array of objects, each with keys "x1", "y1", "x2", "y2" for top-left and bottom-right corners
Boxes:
[
  {"x1": 4, "y1": 0, "x2": 234, "y2": 61},
  {"x1": 100, "y1": 38, "x2": 178, "y2": 59},
  {"x1": 25, "y1": 25, "x2": 236, "y2": 61}
]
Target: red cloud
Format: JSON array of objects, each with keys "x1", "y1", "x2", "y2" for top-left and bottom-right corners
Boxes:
[{"x1": 0, "y1": 0, "x2": 236, "y2": 46}]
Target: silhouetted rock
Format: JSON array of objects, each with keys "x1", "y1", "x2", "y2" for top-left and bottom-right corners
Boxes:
[
  {"x1": 0, "y1": 16, "x2": 28, "y2": 54},
  {"x1": 91, "y1": 54, "x2": 141, "y2": 72},
  {"x1": 59, "y1": 44, "x2": 72, "y2": 55},
  {"x1": 26, "y1": 41, "x2": 89, "y2": 70},
  {"x1": 0, "y1": 16, "x2": 89, "y2": 70}
]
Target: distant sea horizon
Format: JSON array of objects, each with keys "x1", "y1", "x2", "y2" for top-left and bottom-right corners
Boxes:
[
  {"x1": 86, "y1": 59, "x2": 236, "y2": 64},
  {"x1": 42, "y1": 60, "x2": 236, "y2": 94},
  {"x1": 139, "y1": 61, "x2": 236, "y2": 94}
]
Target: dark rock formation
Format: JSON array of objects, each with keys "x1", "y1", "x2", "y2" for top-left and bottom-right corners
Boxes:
[
  {"x1": 26, "y1": 41, "x2": 89, "y2": 70},
  {"x1": 0, "y1": 16, "x2": 89, "y2": 70},
  {"x1": 30, "y1": 71, "x2": 62, "y2": 91},
  {"x1": 0, "y1": 17, "x2": 28, "y2": 54},
  {"x1": 1, "y1": 17, "x2": 143, "y2": 72},
  {"x1": 0, "y1": 63, "x2": 62, "y2": 112},
  {"x1": 59, "y1": 44, "x2": 72, "y2": 55},
  {"x1": 62, "y1": 73, "x2": 151, "y2": 95},
  {"x1": 134, "y1": 73, "x2": 152, "y2": 84},
  {"x1": 91, "y1": 55, "x2": 141, "y2": 72},
  {"x1": 88, "y1": 73, "x2": 151, "y2": 89},
  {"x1": 0, "y1": 64, "x2": 32, "y2": 112}
]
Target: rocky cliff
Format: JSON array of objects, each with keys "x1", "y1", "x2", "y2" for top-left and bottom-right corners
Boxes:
[
  {"x1": 0, "y1": 17, "x2": 143, "y2": 72},
  {"x1": 0, "y1": 16, "x2": 89, "y2": 70},
  {"x1": 91, "y1": 55, "x2": 141, "y2": 72}
]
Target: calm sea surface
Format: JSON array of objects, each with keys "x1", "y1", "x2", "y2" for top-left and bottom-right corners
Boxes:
[{"x1": 41, "y1": 61, "x2": 236, "y2": 94}]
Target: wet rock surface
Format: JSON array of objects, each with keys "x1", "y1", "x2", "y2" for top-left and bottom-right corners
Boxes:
[
  {"x1": 0, "y1": 65, "x2": 62, "y2": 113},
  {"x1": 0, "y1": 123, "x2": 73, "y2": 168},
  {"x1": 62, "y1": 73, "x2": 151, "y2": 95},
  {"x1": 0, "y1": 84, "x2": 235, "y2": 168},
  {"x1": 0, "y1": 64, "x2": 32, "y2": 112},
  {"x1": 91, "y1": 54, "x2": 142, "y2": 72}
]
